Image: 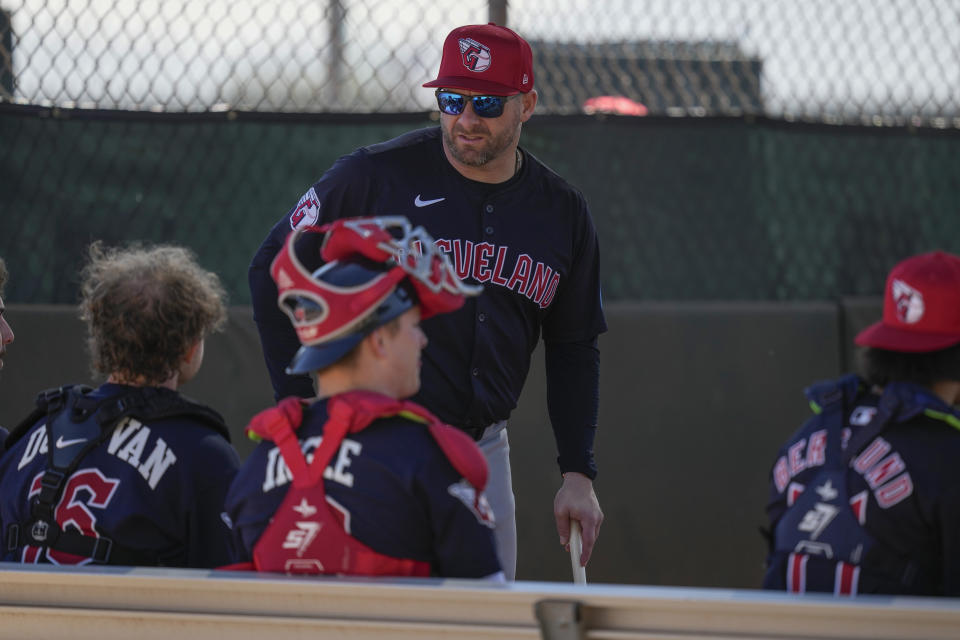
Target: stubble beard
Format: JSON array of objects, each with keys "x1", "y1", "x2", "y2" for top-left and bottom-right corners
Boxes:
[{"x1": 441, "y1": 117, "x2": 520, "y2": 168}]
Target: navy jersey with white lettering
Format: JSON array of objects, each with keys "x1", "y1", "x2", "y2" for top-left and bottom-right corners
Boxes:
[
  {"x1": 0, "y1": 383, "x2": 241, "y2": 567},
  {"x1": 249, "y1": 127, "x2": 606, "y2": 475},
  {"x1": 763, "y1": 376, "x2": 960, "y2": 595},
  {"x1": 223, "y1": 396, "x2": 502, "y2": 578}
]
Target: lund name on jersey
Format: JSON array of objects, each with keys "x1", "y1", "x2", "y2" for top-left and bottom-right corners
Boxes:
[{"x1": 773, "y1": 429, "x2": 914, "y2": 510}]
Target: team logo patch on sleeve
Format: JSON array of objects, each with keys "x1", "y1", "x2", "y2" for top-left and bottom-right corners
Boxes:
[
  {"x1": 448, "y1": 478, "x2": 495, "y2": 528},
  {"x1": 290, "y1": 187, "x2": 321, "y2": 229}
]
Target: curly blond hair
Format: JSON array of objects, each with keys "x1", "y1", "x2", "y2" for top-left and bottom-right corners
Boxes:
[{"x1": 80, "y1": 242, "x2": 227, "y2": 385}]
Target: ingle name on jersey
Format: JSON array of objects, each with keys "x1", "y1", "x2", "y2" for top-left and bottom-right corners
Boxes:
[{"x1": 261, "y1": 436, "x2": 362, "y2": 492}]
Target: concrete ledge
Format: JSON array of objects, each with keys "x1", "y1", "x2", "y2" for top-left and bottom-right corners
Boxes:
[{"x1": 1, "y1": 563, "x2": 959, "y2": 639}]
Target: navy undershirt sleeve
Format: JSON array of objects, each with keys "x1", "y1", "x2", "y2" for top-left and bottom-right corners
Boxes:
[
  {"x1": 249, "y1": 217, "x2": 316, "y2": 400},
  {"x1": 544, "y1": 336, "x2": 600, "y2": 479},
  {"x1": 249, "y1": 150, "x2": 375, "y2": 401}
]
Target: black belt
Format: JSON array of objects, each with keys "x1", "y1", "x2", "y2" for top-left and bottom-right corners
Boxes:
[
  {"x1": 458, "y1": 419, "x2": 506, "y2": 442},
  {"x1": 459, "y1": 423, "x2": 487, "y2": 441}
]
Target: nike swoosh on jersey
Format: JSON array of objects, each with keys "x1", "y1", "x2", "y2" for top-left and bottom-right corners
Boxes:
[
  {"x1": 55, "y1": 436, "x2": 88, "y2": 448},
  {"x1": 414, "y1": 195, "x2": 446, "y2": 207}
]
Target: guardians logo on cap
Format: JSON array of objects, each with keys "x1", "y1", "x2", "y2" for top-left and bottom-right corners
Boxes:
[
  {"x1": 424, "y1": 23, "x2": 534, "y2": 95},
  {"x1": 459, "y1": 37, "x2": 492, "y2": 72},
  {"x1": 855, "y1": 250, "x2": 960, "y2": 353},
  {"x1": 891, "y1": 278, "x2": 924, "y2": 324}
]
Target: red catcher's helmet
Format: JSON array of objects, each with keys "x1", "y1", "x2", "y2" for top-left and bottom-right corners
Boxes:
[{"x1": 270, "y1": 216, "x2": 482, "y2": 373}]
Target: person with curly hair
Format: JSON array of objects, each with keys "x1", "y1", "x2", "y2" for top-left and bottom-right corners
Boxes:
[{"x1": 0, "y1": 243, "x2": 240, "y2": 568}]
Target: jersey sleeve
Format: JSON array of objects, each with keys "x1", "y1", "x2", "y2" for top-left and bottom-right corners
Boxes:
[
  {"x1": 540, "y1": 192, "x2": 606, "y2": 477},
  {"x1": 541, "y1": 191, "x2": 606, "y2": 344},
  {"x1": 416, "y1": 452, "x2": 502, "y2": 578},
  {"x1": 181, "y1": 431, "x2": 241, "y2": 568},
  {"x1": 249, "y1": 151, "x2": 378, "y2": 400}
]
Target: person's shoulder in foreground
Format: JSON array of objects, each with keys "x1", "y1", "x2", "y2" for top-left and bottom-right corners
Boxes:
[
  {"x1": 0, "y1": 242, "x2": 240, "y2": 568},
  {"x1": 763, "y1": 250, "x2": 960, "y2": 596},
  {"x1": 225, "y1": 216, "x2": 502, "y2": 580}
]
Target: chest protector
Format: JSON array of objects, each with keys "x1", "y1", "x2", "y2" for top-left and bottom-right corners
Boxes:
[
  {"x1": 768, "y1": 376, "x2": 921, "y2": 593},
  {"x1": 4, "y1": 385, "x2": 228, "y2": 565},
  {"x1": 245, "y1": 390, "x2": 488, "y2": 576}
]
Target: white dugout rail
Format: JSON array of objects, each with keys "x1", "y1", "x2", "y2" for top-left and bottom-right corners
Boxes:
[{"x1": 1, "y1": 564, "x2": 959, "y2": 640}]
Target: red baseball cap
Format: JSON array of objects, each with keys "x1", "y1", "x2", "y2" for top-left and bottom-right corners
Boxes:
[
  {"x1": 855, "y1": 250, "x2": 960, "y2": 353},
  {"x1": 423, "y1": 23, "x2": 534, "y2": 95}
]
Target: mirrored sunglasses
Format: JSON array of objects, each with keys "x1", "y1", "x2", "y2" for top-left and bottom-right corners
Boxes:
[{"x1": 435, "y1": 90, "x2": 511, "y2": 118}]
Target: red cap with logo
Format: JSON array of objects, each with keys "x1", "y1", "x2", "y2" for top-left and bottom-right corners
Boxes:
[
  {"x1": 855, "y1": 250, "x2": 960, "y2": 353},
  {"x1": 423, "y1": 23, "x2": 534, "y2": 95}
]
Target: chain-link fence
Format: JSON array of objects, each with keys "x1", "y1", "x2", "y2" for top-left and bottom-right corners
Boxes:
[
  {"x1": 2, "y1": 0, "x2": 959, "y2": 125},
  {"x1": 2, "y1": 1, "x2": 959, "y2": 306}
]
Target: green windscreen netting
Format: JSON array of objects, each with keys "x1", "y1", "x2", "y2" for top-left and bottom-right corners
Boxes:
[{"x1": 2, "y1": 108, "x2": 958, "y2": 304}]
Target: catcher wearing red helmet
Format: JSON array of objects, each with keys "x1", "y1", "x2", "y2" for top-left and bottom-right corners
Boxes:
[{"x1": 223, "y1": 217, "x2": 503, "y2": 579}]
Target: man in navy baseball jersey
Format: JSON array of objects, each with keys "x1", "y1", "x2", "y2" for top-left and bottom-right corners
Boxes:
[
  {"x1": 762, "y1": 251, "x2": 960, "y2": 595},
  {"x1": 0, "y1": 243, "x2": 240, "y2": 567},
  {"x1": 0, "y1": 257, "x2": 15, "y2": 448},
  {"x1": 249, "y1": 23, "x2": 606, "y2": 580},
  {"x1": 225, "y1": 217, "x2": 503, "y2": 579}
]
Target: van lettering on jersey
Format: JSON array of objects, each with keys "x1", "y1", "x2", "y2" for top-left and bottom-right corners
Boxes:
[
  {"x1": 17, "y1": 418, "x2": 176, "y2": 490},
  {"x1": 138, "y1": 439, "x2": 178, "y2": 489},
  {"x1": 107, "y1": 418, "x2": 178, "y2": 490}
]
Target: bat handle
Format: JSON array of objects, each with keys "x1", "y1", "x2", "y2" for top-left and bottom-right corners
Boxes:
[{"x1": 569, "y1": 520, "x2": 587, "y2": 584}]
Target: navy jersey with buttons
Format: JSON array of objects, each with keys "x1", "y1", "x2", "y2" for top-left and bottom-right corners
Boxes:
[
  {"x1": 250, "y1": 126, "x2": 607, "y2": 476},
  {"x1": 0, "y1": 383, "x2": 240, "y2": 568},
  {"x1": 223, "y1": 397, "x2": 502, "y2": 578}
]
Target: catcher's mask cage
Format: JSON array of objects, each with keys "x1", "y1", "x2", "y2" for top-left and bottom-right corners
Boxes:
[{"x1": 270, "y1": 216, "x2": 482, "y2": 374}]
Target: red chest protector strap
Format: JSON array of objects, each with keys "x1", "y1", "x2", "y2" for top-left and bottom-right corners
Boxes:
[
  {"x1": 241, "y1": 391, "x2": 488, "y2": 575},
  {"x1": 246, "y1": 391, "x2": 488, "y2": 494}
]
